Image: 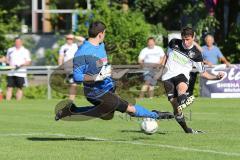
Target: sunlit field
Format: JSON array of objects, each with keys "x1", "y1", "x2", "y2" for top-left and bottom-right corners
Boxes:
[{"x1": 0, "y1": 98, "x2": 240, "y2": 160}]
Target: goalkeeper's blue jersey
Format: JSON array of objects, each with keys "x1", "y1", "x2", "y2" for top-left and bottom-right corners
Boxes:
[{"x1": 73, "y1": 40, "x2": 115, "y2": 98}]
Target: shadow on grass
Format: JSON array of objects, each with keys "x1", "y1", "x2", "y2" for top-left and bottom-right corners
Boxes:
[
  {"x1": 26, "y1": 136, "x2": 156, "y2": 142},
  {"x1": 27, "y1": 137, "x2": 106, "y2": 142},
  {"x1": 121, "y1": 129, "x2": 166, "y2": 135}
]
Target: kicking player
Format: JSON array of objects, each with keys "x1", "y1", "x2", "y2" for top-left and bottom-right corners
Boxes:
[
  {"x1": 161, "y1": 26, "x2": 224, "y2": 133},
  {"x1": 55, "y1": 21, "x2": 173, "y2": 121}
]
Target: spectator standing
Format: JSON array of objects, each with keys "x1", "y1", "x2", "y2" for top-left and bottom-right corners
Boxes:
[
  {"x1": 58, "y1": 34, "x2": 84, "y2": 100},
  {"x1": 6, "y1": 37, "x2": 31, "y2": 100},
  {"x1": 202, "y1": 34, "x2": 231, "y2": 67},
  {"x1": 138, "y1": 37, "x2": 165, "y2": 99}
]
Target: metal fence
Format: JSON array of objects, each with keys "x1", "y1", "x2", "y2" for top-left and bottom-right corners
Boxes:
[
  {"x1": 0, "y1": 65, "x2": 226, "y2": 99},
  {"x1": 0, "y1": 65, "x2": 144, "y2": 99}
]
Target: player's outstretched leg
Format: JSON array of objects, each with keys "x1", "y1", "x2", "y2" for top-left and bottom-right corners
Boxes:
[
  {"x1": 55, "y1": 99, "x2": 97, "y2": 121},
  {"x1": 55, "y1": 93, "x2": 174, "y2": 121},
  {"x1": 126, "y1": 104, "x2": 174, "y2": 120},
  {"x1": 55, "y1": 92, "x2": 121, "y2": 121}
]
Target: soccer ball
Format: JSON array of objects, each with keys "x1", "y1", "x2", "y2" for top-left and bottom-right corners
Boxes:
[{"x1": 140, "y1": 118, "x2": 158, "y2": 134}]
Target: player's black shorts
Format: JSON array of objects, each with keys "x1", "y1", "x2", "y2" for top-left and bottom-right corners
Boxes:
[
  {"x1": 163, "y1": 74, "x2": 189, "y2": 100},
  {"x1": 7, "y1": 76, "x2": 25, "y2": 88},
  {"x1": 86, "y1": 89, "x2": 129, "y2": 115}
]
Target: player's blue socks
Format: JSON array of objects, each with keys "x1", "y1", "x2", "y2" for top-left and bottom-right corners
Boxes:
[{"x1": 133, "y1": 105, "x2": 159, "y2": 119}]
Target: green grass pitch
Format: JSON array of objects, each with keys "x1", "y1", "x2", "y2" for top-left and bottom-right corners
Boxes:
[{"x1": 0, "y1": 97, "x2": 240, "y2": 160}]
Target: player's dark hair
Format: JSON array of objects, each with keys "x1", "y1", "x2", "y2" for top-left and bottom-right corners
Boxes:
[
  {"x1": 147, "y1": 37, "x2": 155, "y2": 42},
  {"x1": 181, "y1": 26, "x2": 194, "y2": 38},
  {"x1": 88, "y1": 21, "x2": 106, "y2": 38}
]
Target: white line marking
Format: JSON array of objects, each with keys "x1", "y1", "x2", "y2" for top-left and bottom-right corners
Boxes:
[
  {"x1": 0, "y1": 133, "x2": 239, "y2": 157},
  {"x1": 110, "y1": 141, "x2": 240, "y2": 157}
]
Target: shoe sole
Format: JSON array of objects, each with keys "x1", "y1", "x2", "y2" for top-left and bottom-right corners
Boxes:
[
  {"x1": 177, "y1": 96, "x2": 195, "y2": 111},
  {"x1": 55, "y1": 99, "x2": 73, "y2": 121},
  {"x1": 190, "y1": 130, "x2": 205, "y2": 134}
]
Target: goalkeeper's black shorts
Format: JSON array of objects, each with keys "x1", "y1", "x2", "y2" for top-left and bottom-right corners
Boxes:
[{"x1": 86, "y1": 89, "x2": 129, "y2": 115}]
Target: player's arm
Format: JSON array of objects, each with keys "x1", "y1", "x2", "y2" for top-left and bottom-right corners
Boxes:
[
  {"x1": 200, "y1": 71, "x2": 224, "y2": 80},
  {"x1": 194, "y1": 61, "x2": 224, "y2": 80},
  {"x1": 73, "y1": 62, "x2": 87, "y2": 83},
  {"x1": 193, "y1": 52, "x2": 224, "y2": 80},
  {"x1": 195, "y1": 61, "x2": 224, "y2": 80},
  {"x1": 73, "y1": 57, "x2": 111, "y2": 82},
  {"x1": 73, "y1": 55, "x2": 88, "y2": 83},
  {"x1": 74, "y1": 65, "x2": 111, "y2": 82}
]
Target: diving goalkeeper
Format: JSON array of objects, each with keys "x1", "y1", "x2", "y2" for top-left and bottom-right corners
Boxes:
[{"x1": 55, "y1": 21, "x2": 173, "y2": 121}]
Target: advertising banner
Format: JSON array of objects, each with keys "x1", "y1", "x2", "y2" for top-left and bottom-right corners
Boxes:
[{"x1": 200, "y1": 64, "x2": 240, "y2": 98}]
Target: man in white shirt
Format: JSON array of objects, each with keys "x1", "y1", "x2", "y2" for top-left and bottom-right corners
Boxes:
[
  {"x1": 6, "y1": 37, "x2": 31, "y2": 100},
  {"x1": 138, "y1": 37, "x2": 165, "y2": 99},
  {"x1": 58, "y1": 34, "x2": 84, "y2": 100},
  {"x1": 161, "y1": 27, "x2": 224, "y2": 133}
]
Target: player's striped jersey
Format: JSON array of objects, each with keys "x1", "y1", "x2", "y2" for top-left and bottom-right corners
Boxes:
[
  {"x1": 162, "y1": 38, "x2": 205, "y2": 81},
  {"x1": 73, "y1": 40, "x2": 115, "y2": 98}
]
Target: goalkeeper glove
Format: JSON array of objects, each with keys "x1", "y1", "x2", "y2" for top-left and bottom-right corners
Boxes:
[{"x1": 94, "y1": 65, "x2": 112, "y2": 81}]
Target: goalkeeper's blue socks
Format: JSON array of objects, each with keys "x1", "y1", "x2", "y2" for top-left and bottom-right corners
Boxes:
[{"x1": 133, "y1": 105, "x2": 159, "y2": 119}]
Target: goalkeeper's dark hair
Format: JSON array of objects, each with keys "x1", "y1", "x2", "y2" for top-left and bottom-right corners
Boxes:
[
  {"x1": 181, "y1": 26, "x2": 194, "y2": 38},
  {"x1": 88, "y1": 21, "x2": 106, "y2": 38}
]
